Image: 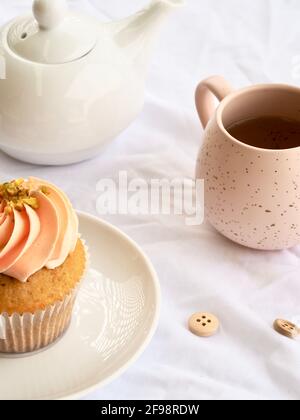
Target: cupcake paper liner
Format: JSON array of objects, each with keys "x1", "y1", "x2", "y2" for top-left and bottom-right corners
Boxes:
[{"x1": 0, "y1": 238, "x2": 89, "y2": 355}]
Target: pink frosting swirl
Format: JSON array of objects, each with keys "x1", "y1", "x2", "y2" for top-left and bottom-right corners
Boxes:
[{"x1": 0, "y1": 177, "x2": 78, "y2": 282}]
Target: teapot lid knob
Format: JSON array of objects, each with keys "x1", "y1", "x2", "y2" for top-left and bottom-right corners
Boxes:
[{"x1": 33, "y1": 0, "x2": 68, "y2": 30}]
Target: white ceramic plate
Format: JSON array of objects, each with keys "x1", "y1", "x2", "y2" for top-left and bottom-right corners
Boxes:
[{"x1": 0, "y1": 211, "x2": 160, "y2": 400}]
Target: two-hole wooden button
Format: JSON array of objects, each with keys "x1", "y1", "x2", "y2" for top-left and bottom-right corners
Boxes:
[
  {"x1": 273, "y1": 319, "x2": 299, "y2": 339},
  {"x1": 188, "y1": 312, "x2": 219, "y2": 337}
]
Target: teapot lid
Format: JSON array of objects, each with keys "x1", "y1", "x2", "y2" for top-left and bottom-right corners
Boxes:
[{"x1": 7, "y1": 0, "x2": 98, "y2": 64}]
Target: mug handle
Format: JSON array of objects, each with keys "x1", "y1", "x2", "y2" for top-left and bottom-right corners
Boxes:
[{"x1": 195, "y1": 76, "x2": 234, "y2": 129}]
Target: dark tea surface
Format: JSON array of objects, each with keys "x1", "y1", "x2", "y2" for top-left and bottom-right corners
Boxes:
[{"x1": 227, "y1": 116, "x2": 300, "y2": 150}]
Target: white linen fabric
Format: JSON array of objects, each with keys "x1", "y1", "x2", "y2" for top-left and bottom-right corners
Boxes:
[{"x1": 1, "y1": 0, "x2": 300, "y2": 401}]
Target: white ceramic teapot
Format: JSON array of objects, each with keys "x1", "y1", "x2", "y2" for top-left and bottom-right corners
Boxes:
[{"x1": 0, "y1": 0, "x2": 183, "y2": 165}]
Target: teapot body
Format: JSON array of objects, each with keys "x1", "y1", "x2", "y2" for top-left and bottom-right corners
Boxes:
[
  {"x1": 0, "y1": 22, "x2": 145, "y2": 165},
  {"x1": 196, "y1": 76, "x2": 300, "y2": 251}
]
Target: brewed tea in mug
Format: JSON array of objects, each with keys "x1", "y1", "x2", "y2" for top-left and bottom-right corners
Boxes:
[{"x1": 227, "y1": 116, "x2": 300, "y2": 150}]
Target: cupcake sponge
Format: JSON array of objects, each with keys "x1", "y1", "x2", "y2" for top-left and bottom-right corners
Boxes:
[{"x1": 0, "y1": 238, "x2": 86, "y2": 315}]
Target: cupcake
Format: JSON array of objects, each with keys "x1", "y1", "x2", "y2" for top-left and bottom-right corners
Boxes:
[{"x1": 0, "y1": 177, "x2": 86, "y2": 354}]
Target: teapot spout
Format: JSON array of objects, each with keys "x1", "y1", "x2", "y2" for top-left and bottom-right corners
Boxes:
[{"x1": 112, "y1": 0, "x2": 184, "y2": 73}]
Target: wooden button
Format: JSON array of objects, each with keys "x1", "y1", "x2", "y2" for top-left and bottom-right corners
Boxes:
[
  {"x1": 273, "y1": 319, "x2": 299, "y2": 339},
  {"x1": 188, "y1": 312, "x2": 219, "y2": 337}
]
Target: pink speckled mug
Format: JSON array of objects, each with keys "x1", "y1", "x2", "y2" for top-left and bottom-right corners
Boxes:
[{"x1": 195, "y1": 75, "x2": 300, "y2": 250}]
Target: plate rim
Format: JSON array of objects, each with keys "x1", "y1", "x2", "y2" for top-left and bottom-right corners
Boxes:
[{"x1": 59, "y1": 210, "x2": 161, "y2": 400}]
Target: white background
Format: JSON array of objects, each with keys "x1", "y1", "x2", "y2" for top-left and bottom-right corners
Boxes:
[{"x1": 1, "y1": 0, "x2": 300, "y2": 400}]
